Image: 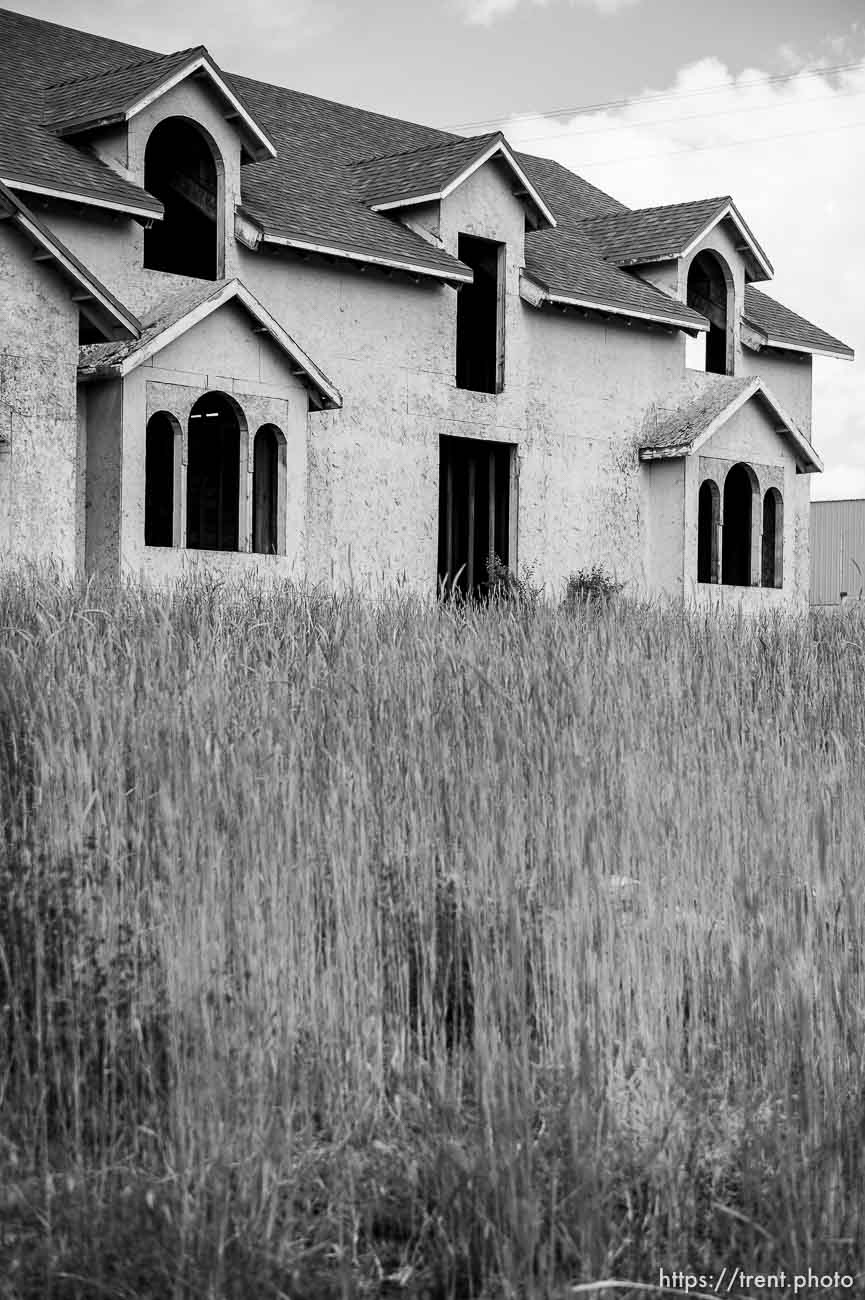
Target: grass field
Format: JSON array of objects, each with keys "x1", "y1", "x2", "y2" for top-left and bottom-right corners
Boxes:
[{"x1": 0, "y1": 570, "x2": 863, "y2": 1298}]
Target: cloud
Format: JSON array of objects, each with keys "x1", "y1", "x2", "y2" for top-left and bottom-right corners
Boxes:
[
  {"x1": 458, "y1": 0, "x2": 641, "y2": 27},
  {"x1": 495, "y1": 49, "x2": 865, "y2": 499}
]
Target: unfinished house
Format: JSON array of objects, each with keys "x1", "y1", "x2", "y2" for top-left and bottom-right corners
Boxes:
[{"x1": 0, "y1": 7, "x2": 854, "y2": 608}]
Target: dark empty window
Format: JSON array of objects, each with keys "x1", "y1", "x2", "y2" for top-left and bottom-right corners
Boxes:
[
  {"x1": 252, "y1": 425, "x2": 281, "y2": 555},
  {"x1": 722, "y1": 462, "x2": 757, "y2": 586},
  {"x1": 697, "y1": 479, "x2": 720, "y2": 583},
  {"x1": 186, "y1": 393, "x2": 241, "y2": 551},
  {"x1": 761, "y1": 488, "x2": 783, "y2": 588},
  {"x1": 438, "y1": 435, "x2": 513, "y2": 597},
  {"x1": 456, "y1": 234, "x2": 504, "y2": 394},
  {"x1": 686, "y1": 251, "x2": 732, "y2": 376},
  {"x1": 144, "y1": 412, "x2": 176, "y2": 546},
  {"x1": 144, "y1": 118, "x2": 219, "y2": 280}
]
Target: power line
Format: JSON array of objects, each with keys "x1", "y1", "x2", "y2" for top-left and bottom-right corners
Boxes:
[
  {"x1": 508, "y1": 85, "x2": 865, "y2": 148},
  {"x1": 442, "y1": 56, "x2": 865, "y2": 133},
  {"x1": 567, "y1": 115, "x2": 865, "y2": 170}
]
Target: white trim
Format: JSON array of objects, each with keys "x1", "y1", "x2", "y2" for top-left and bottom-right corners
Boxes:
[
  {"x1": 677, "y1": 376, "x2": 821, "y2": 472},
  {"x1": 124, "y1": 54, "x2": 277, "y2": 161},
  {"x1": 0, "y1": 176, "x2": 162, "y2": 220},
  {"x1": 681, "y1": 201, "x2": 773, "y2": 280},
  {"x1": 519, "y1": 275, "x2": 708, "y2": 333},
  {"x1": 753, "y1": 330, "x2": 853, "y2": 362},
  {"x1": 15, "y1": 209, "x2": 140, "y2": 337},
  {"x1": 261, "y1": 231, "x2": 473, "y2": 283},
  {"x1": 97, "y1": 279, "x2": 340, "y2": 407},
  {"x1": 368, "y1": 136, "x2": 557, "y2": 229}
]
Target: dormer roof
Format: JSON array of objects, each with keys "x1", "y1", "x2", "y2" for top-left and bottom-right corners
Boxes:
[
  {"x1": 77, "y1": 277, "x2": 341, "y2": 411},
  {"x1": 42, "y1": 45, "x2": 276, "y2": 163},
  {"x1": 580, "y1": 197, "x2": 773, "y2": 282},
  {"x1": 352, "y1": 131, "x2": 557, "y2": 230},
  {"x1": 0, "y1": 179, "x2": 140, "y2": 341},
  {"x1": 638, "y1": 372, "x2": 822, "y2": 472}
]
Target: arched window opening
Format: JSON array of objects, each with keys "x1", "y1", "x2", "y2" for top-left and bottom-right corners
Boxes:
[
  {"x1": 697, "y1": 479, "x2": 720, "y2": 583},
  {"x1": 187, "y1": 393, "x2": 242, "y2": 551},
  {"x1": 761, "y1": 488, "x2": 784, "y2": 588},
  {"x1": 145, "y1": 412, "x2": 177, "y2": 546},
  {"x1": 686, "y1": 251, "x2": 732, "y2": 376},
  {"x1": 722, "y1": 462, "x2": 758, "y2": 587},
  {"x1": 144, "y1": 118, "x2": 219, "y2": 280},
  {"x1": 252, "y1": 424, "x2": 283, "y2": 555}
]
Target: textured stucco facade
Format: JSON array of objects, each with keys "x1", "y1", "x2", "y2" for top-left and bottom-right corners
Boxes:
[{"x1": 0, "y1": 41, "x2": 845, "y2": 612}]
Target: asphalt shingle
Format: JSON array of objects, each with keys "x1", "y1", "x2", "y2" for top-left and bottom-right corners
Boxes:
[
  {"x1": 578, "y1": 198, "x2": 731, "y2": 265},
  {"x1": 640, "y1": 374, "x2": 754, "y2": 452},
  {"x1": 744, "y1": 285, "x2": 853, "y2": 358}
]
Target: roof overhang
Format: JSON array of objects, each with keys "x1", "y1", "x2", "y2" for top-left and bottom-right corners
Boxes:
[
  {"x1": 369, "y1": 134, "x2": 557, "y2": 231},
  {"x1": 681, "y1": 200, "x2": 773, "y2": 282},
  {"x1": 741, "y1": 316, "x2": 855, "y2": 362},
  {"x1": 639, "y1": 376, "x2": 822, "y2": 473},
  {"x1": 520, "y1": 270, "x2": 708, "y2": 334},
  {"x1": 78, "y1": 278, "x2": 340, "y2": 410},
  {"x1": 0, "y1": 174, "x2": 163, "y2": 222},
  {"x1": 48, "y1": 52, "x2": 276, "y2": 164},
  {"x1": 0, "y1": 181, "x2": 140, "y2": 341},
  {"x1": 237, "y1": 210, "x2": 473, "y2": 286}
]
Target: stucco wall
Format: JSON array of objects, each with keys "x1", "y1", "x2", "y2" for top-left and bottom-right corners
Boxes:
[
  {"x1": 685, "y1": 398, "x2": 811, "y2": 610},
  {"x1": 0, "y1": 220, "x2": 80, "y2": 568},
  {"x1": 82, "y1": 301, "x2": 312, "y2": 581},
  {"x1": 738, "y1": 345, "x2": 813, "y2": 439}
]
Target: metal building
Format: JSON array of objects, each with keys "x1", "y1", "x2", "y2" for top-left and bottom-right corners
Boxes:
[{"x1": 811, "y1": 500, "x2": 865, "y2": 607}]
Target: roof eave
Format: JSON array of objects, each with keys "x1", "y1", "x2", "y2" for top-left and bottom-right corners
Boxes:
[
  {"x1": 519, "y1": 273, "x2": 708, "y2": 333},
  {"x1": 259, "y1": 231, "x2": 473, "y2": 285},
  {"x1": 741, "y1": 319, "x2": 855, "y2": 362}
]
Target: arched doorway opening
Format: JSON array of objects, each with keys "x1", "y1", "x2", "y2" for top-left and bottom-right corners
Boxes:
[
  {"x1": 697, "y1": 478, "x2": 720, "y2": 583},
  {"x1": 252, "y1": 424, "x2": 284, "y2": 555},
  {"x1": 722, "y1": 462, "x2": 758, "y2": 586},
  {"x1": 144, "y1": 411, "x2": 179, "y2": 546},
  {"x1": 686, "y1": 250, "x2": 733, "y2": 375},
  {"x1": 186, "y1": 393, "x2": 243, "y2": 551},
  {"x1": 761, "y1": 488, "x2": 784, "y2": 588},
  {"x1": 144, "y1": 117, "x2": 220, "y2": 279}
]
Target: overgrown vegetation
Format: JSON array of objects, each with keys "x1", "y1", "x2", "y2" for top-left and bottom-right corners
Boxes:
[{"x1": 1, "y1": 569, "x2": 864, "y2": 1298}]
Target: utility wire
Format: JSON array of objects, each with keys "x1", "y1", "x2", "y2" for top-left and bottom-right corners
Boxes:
[
  {"x1": 506, "y1": 84, "x2": 865, "y2": 148},
  {"x1": 442, "y1": 56, "x2": 865, "y2": 132},
  {"x1": 567, "y1": 115, "x2": 865, "y2": 170}
]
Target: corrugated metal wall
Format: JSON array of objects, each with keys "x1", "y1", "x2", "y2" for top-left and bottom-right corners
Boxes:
[{"x1": 811, "y1": 500, "x2": 865, "y2": 606}]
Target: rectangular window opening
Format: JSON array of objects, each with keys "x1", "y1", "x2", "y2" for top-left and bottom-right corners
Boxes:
[
  {"x1": 456, "y1": 234, "x2": 505, "y2": 394},
  {"x1": 438, "y1": 435, "x2": 514, "y2": 597}
]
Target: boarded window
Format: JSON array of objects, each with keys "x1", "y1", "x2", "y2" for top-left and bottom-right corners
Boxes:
[
  {"x1": 186, "y1": 393, "x2": 241, "y2": 551},
  {"x1": 456, "y1": 234, "x2": 505, "y2": 394},
  {"x1": 761, "y1": 488, "x2": 783, "y2": 588},
  {"x1": 722, "y1": 462, "x2": 758, "y2": 586},
  {"x1": 144, "y1": 118, "x2": 219, "y2": 280},
  {"x1": 438, "y1": 435, "x2": 513, "y2": 597},
  {"x1": 697, "y1": 479, "x2": 720, "y2": 583},
  {"x1": 252, "y1": 425, "x2": 281, "y2": 555},
  {"x1": 144, "y1": 412, "x2": 176, "y2": 547}
]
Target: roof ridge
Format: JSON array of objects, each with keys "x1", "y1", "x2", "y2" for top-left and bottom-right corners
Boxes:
[
  {"x1": 352, "y1": 131, "x2": 496, "y2": 168},
  {"x1": 590, "y1": 196, "x2": 731, "y2": 223},
  {"x1": 44, "y1": 44, "x2": 204, "y2": 92}
]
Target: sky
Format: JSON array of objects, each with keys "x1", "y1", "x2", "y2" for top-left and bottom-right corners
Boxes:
[{"x1": 7, "y1": 0, "x2": 865, "y2": 497}]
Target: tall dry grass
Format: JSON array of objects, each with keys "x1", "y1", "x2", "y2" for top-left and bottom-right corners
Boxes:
[{"x1": 0, "y1": 568, "x2": 863, "y2": 1297}]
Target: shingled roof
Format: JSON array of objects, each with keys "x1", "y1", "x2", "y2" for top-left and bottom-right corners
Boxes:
[
  {"x1": 78, "y1": 278, "x2": 341, "y2": 409},
  {"x1": 744, "y1": 285, "x2": 854, "y2": 360},
  {"x1": 0, "y1": 5, "x2": 848, "y2": 349},
  {"x1": 639, "y1": 372, "x2": 822, "y2": 471},
  {"x1": 579, "y1": 197, "x2": 773, "y2": 280},
  {"x1": 353, "y1": 131, "x2": 556, "y2": 228},
  {"x1": 42, "y1": 44, "x2": 275, "y2": 162}
]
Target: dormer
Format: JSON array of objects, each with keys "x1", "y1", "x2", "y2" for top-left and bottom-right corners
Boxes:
[
  {"x1": 41, "y1": 46, "x2": 275, "y2": 281},
  {"x1": 579, "y1": 198, "x2": 772, "y2": 376}
]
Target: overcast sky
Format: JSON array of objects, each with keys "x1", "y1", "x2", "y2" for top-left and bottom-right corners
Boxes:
[{"x1": 9, "y1": 0, "x2": 865, "y2": 497}]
